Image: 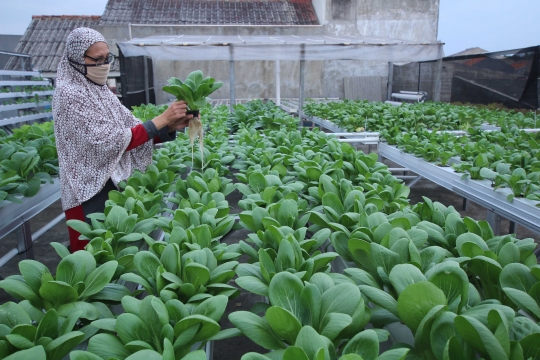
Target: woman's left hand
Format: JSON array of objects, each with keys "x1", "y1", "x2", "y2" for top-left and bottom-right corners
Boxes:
[{"x1": 168, "y1": 115, "x2": 192, "y2": 131}]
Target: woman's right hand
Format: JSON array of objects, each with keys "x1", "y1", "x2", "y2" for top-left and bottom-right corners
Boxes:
[{"x1": 152, "y1": 101, "x2": 193, "y2": 130}]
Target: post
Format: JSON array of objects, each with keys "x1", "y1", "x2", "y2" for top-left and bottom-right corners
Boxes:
[
  {"x1": 433, "y1": 58, "x2": 443, "y2": 102},
  {"x1": 275, "y1": 60, "x2": 281, "y2": 106},
  {"x1": 387, "y1": 62, "x2": 394, "y2": 101},
  {"x1": 298, "y1": 44, "x2": 306, "y2": 129},
  {"x1": 143, "y1": 56, "x2": 150, "y2": 104},
  {"x1": 417, "y1": 62, "x2": 421, "y2": 92},
  {"x1": 486, "y1": 211, "x2": 501, "y2": 236},
  {"x1": 229, "y1": 45, "x2": 235, "y2": 112},
  {"x1": 16, "y1": 222, "x2": 34, "y2": 259}
]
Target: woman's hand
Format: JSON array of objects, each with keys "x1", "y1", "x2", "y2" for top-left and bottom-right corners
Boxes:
[
  {"x1": 152, "y1": 101, "x2": 193, "y2": 130},
  {"x1": 168, "y1": 115, "x2": 192, "y2": 131}
]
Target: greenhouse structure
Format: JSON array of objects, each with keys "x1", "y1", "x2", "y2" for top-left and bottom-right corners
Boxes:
[{"x1": 1, "y1": 12, "x2": 540, "y2": 360}]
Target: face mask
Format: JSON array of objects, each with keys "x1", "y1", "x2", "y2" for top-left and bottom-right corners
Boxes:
[{"x1": 85, "y1": 64, "x2": 110, "y2": 85}]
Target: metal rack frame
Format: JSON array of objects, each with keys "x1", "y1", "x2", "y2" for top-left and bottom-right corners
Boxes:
[
  {"x1": 0, "y1": 90, "x2": 54, "y2": 99},
  {"x1": 0, "y1": 70, "x2": 61, "y2": 268},
  {"x1": 0, "y1": 179, "x2": 62, "y2": 267},
  {"x1": 379, "y1": 143, "x2": 540, "y2": 235},
  {"x1": 0, "y1": 101, "x2": 51, "y2": 112}
]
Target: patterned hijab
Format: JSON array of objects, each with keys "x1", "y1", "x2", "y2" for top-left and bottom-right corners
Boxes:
[{"x1": 53, "y1": 27, "x2": 153, "y2": 211}]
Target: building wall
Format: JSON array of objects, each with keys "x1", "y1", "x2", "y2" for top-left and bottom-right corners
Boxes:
[{"x1": 96, "y1": 0, "x2": 440, "y2": 105}]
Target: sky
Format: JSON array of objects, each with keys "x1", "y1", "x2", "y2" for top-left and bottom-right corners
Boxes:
[{"x1": 0, "y1": 0, "x2": 539, "y2": 56}]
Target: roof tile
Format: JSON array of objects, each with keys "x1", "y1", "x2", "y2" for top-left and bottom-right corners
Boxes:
[
  {"x1": 98, "y1": 0, "x2": 318, "y2": 26},
  {"x1": 4, "y1": 16, "x2": 112, "y2": 72}
]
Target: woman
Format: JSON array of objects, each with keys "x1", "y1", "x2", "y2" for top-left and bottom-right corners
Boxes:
[{"x1": 53, "y1": 27, "x2": 192, "y2": 252}]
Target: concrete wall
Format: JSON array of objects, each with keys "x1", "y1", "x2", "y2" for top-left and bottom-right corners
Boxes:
[{"x1": 96, "y1": 0, "x2": 440, "y2": 104}]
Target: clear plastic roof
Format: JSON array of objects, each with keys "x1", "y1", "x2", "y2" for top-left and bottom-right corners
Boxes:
[{"x1": 118, "y1": 34, "x2": 443, "y2": 61}]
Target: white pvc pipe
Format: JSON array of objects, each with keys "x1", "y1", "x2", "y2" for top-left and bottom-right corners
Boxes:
[
  {"x1": 32, "y1": 213, "x2": 65, "y2": 242},
  {"x1": 331, "y1": 132, "x2": 380, "y2": 136},
  {"x1": 0, "y1": 248, "x2": 19, "y2": 268},
  {"x1": 338, "y1": 138, "x2": 379, "y2": 143}
]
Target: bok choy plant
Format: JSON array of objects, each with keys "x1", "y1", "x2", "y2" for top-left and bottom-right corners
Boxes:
[
  {"x1": 120, "y1": 245, "x2": 239, "y2": 303},
  {"x1": 0, "y1": 304, "x2": 85, "y2": 360},
  {"x1": 76, "y1": 295, "x2": 218, "y2": 360},
  {"x1": 162, "y1": 71, "x2": 223, "y2": 112},
  {"x1": 229, "y1": 272, "x2": 374, "y2": 354}
]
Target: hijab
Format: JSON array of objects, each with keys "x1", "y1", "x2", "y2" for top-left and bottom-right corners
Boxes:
[{"x1": 53, "y1": 27, "x2": 153, "y2": 211}]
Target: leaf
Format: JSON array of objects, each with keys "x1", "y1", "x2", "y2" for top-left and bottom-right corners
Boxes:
[
  {"x1": 283, "y1": 346, "x2": 309, "y2": 360},
  {"x1": 427, "y1": 262, "x2": 469, "y2": 312},
  {"x1": 50, "y1": 242, "x2": 70, "y2": 259},
  {"x1": 375, "y1": 348, "x2": 409, "y2": 360},
  {"x1": 456, "y1": 233, "x2": 488, "y2": 257},
  {"x1": 6, "y1": 333, "x2": 35, "y2": 349},
  {"x1": 43, "y1": 297, "x2": 91, "y2": 320},
  {"x1": 56, "y1": 255, "x2": 87, "y2": 289},
  {"x1": 520, "y1": 333, "x2": 540, "y2": 360},
  {"x1": 500, "y1": 263, "x2": 537, "y2": 293},
  {"x1": 430, "y1": 311, "x2": 457, "y2": 360},
  {"x1": 277, "y1": 199, "x2": 298, "y2": 228},
  {"x1": 193, "y1": 295, "x2": 228, "y2": 322},
  {"x1": 79, "y1": 261, "x2": 118, "y2": 299},
  {"x1": 235, "y1": 276, "x2": 269, "y2": 297},
  {"x1": 3, "y1": 346, "x2": 46, "y2": 360},
  {"x1": 455, "y1": 315, "x2": 507, "y2": 360},
  {"x1": 397, "y1": 281, "x2": 447, "y2": 333},
  {"x1": 497, "y1": 242, "x2": 520, "y2": 267},
  {"x1": 268, "y1": 272, "x2": 304, "y2": 320},
  {"x1": 295, "y1": 326, "x2": 329, "y2": 360},
  {"x1": 184, "y1": 263, "x2": 211, "y2": 289},
  {"x1": 342, "y1": 329, "x2": 379, "y2": 360},
  {"x1": 116, "y1": 313, "x2": 151, "y2": 344},
  {"x1": 229, "y1": 311, "x2": 285, "y2": 350},
  {"x1": 414, "y1": 304, "x2": 447, "y2": 352},
  {"x1": 45, "y1": 331, "x2": 85, "y2": 360},
  {"x1": 90, "y1": 318, "x2": 117, "y2": 332},
  {"x1": 389, "y1": 264, "x2": 427, "y2": 295},
  {"x1": 134, "y1": 251, "x2": 162, "y2": 281},
  {"x1": 511, "y1": 316, "x2": 540, "y2": 341},
  {"x1": 299, "y1": 283, "x2": 322, "y2": 329},
  {"x1": 35, "y1": 309, "x2": 58, "y2": 340},
  {"x1": 0, "y1": 278, "x2": 40, "y2": 303},
  {"x1": 18, "y1": 260, "x2": 51, "y2": 294},
  {"x1": 266, "y1": 306, "x2": 302, "y2": 345},
  {"x1": 249, "y1": 173, "x2": 267, "y2": 193},
  {"x1": 90, "y1": 283, "x2": 131, "y2": 302},
  {"x1": 359, "y1": 285, "x2": 399, "y2": 318},
  {"x1": 503, "y1": 287, "x2": 540, "y2": 318},
  {"x1": 468, "y1": 256, "x2": 502, "y2": 285},
  {"x1": 320, "y1": 283, "x2": 360, "y2": 319},
  {"x1": 174, "y1": 314, "x2": 220, "y2": 344},
  {"x1": 322, "y1": 193, "x2": 345, "y2": 217},
  {"x1": 69, "y1": 351, "x2": 104, "y2": 360},
  {"x1": 39, "y1": 281, "x2": 78, "y2": 307},
  {"x1": 125, "y1": 349, "x2": 163, "y2": 360},
  {"x1": 320, "y1": 312, "x2": 352, "y2": 341}
]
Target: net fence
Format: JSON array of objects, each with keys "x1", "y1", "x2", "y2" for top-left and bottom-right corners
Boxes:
[{"x1": 392, "y1": 46, "x2": 540, "y2": 109}]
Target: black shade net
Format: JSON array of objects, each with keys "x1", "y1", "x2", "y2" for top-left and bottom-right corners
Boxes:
[{"x1": 392, "y1": 45, "x2": 540, "y2": 109}]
